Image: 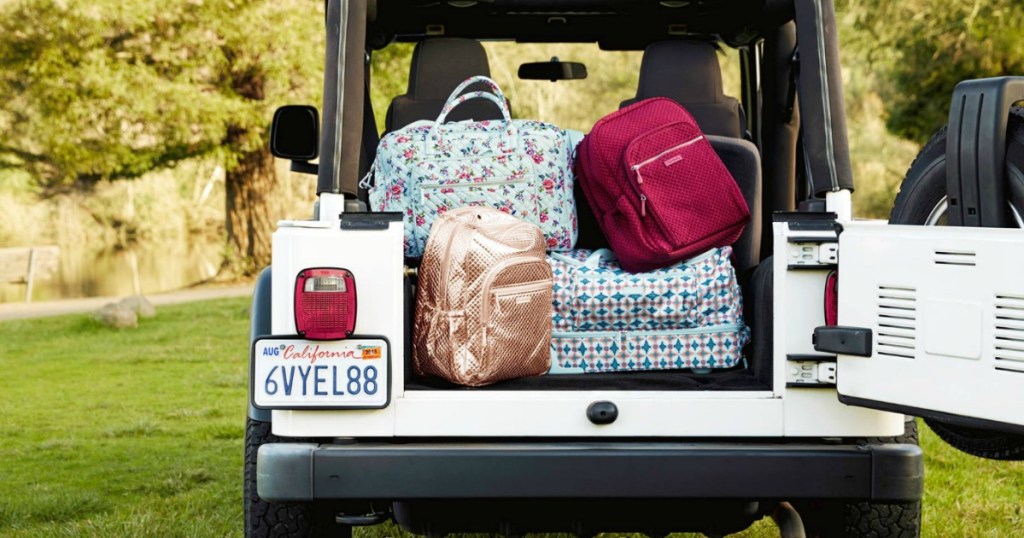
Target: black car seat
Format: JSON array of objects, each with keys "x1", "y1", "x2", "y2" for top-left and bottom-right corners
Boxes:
[
  {"x1": 620, "y1": 40, "x2": 745, "y2": 139},
  {"x1": 384, "y1": 38, "x2": 508, "y2": 133}
]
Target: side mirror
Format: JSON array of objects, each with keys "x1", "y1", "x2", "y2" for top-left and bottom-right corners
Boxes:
[
  {"x1": 271, "y1": 105, "x2": 319, "y2": 175},
  {"x1": 518, "y1": 58, "x2": 588, "y2": 82}
]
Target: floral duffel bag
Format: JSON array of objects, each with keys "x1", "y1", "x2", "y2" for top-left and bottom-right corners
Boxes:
[
  {"x1": 546, "y1": 247, "x2": 750, "y2": 374},
  {"x1": 365, "y1": 75, "x2": 578, "y2": 258}
]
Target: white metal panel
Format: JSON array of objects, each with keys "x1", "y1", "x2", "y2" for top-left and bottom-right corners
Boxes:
[
  {"x1": 270, "y1": 221, "x2": 405, "y2": 436},
  {"x1": 395, "y1": 393, "x2": 784, "y2": 437},
  {"x1": 837, "y1": 223, "x2": 1024, "y2": 429},
  {"x1": 772, "y1": 220, "x2": 904, "y2": 437},
  {"x1": 784, "y1": 389, "x2": 904, "y2": 437}
]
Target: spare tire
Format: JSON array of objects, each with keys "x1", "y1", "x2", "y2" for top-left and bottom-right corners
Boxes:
[{"x1": 888, "y1": 106, "x2": 1024, "y2": 461}]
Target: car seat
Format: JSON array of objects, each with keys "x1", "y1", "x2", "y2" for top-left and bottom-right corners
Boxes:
[
  {"x1": 385, "y1": 38, "x2": 509, "y2": 132},
  {"x1": 620, "y1": 40, "x2": 746, "y2": 139}
]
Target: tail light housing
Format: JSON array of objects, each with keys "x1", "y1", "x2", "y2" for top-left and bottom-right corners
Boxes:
[
  {"x1": 824, "y1": 269, "x2": 839, "y2": 326},
  {"x1": 294, "y1": 268, "x2": 357, "y2": 340}
]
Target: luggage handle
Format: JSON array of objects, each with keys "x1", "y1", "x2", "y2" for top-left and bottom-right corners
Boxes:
[
  {"x1": 439, "y1": 75, "x2": 512, "y2": 120},
  {"x1": 428, "y1": 77, "x2": 518, "y2": 154},
  {"x1": 583, "y1": 248, "x2": 617, "y2": 268},
  {"x1": 548, "y1": 249, "x2": 617, "y2": 268}
]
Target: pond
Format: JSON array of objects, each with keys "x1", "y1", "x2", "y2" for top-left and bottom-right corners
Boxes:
[{"x1": 1, "y1": 239, "x2": 223, "y2": 304}]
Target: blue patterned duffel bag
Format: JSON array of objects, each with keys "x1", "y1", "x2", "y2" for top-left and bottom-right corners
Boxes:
[
  {"x1": 365, "y1": 75, "x2": 578, "y2": 258},
  {"x1": 546, "y1": 247, "x2": 750, "y2": 374}
]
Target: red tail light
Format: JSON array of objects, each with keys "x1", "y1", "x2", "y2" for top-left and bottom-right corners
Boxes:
[
  {"x1": 824, "y1": 269, "x2": 839, "y2": 326},
  {"x1": 294, "y1": 268, "x2": 357, "y2": 340}
]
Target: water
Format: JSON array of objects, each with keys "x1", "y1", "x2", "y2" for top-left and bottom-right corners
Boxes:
[{"x1": 1, "y1": 239, "x2": 223, "y2": 304}]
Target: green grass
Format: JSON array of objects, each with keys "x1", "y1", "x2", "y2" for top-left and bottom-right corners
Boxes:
[{"x1": 1, "y1": 299, "x2": 1022, "y2": 537}]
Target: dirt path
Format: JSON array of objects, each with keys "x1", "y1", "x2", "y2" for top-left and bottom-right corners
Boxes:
[{"x1": 0, "y1": 283, "x2": 253, "y2": 321}]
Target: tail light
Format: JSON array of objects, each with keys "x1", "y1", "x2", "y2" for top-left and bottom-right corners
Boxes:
[
  {"x1": 824, "y1": 269, "x2": 839, "y2": 326},
  {"x1": 294, "y1": 268, "x2": 357, "y2": 340}
]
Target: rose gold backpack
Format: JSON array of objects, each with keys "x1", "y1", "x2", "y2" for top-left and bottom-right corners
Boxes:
[{"x1": 413, "y1": 206, "x2": 553, "y2": 387}]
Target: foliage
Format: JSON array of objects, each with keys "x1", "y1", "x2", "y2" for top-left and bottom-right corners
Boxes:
[
  {"x1": 0, "y1": 0, "x2": 324, "y2": 188},
  {"x1": 840, "y1": 0, "x2": 1024, "y2": 143}
]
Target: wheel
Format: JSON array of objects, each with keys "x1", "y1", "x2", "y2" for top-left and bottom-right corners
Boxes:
[
  {"x1": 888, "y1": 106, "x2": 1024, "y2": 461},
  {"x1": 889, "y1": 106, "x2": 1024, "y2": 227},
  {"x1": 244, "y1": 418, "x2": 351, "y2": 538},
  {"x1": 926, "y1": 419, "x2": 1024, "y2": 461},
  {"x1": 794, "y1": 418, "x2": 922, "y2": 538}
]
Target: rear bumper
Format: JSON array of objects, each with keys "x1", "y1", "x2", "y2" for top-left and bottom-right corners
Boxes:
[{"x1": 257, "y1": 441, "x2": 923, "y2": 503}]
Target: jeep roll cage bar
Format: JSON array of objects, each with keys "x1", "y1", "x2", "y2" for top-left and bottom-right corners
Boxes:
[{"x1": 316, "y1": 0, "x2": 854, "y2": 226}]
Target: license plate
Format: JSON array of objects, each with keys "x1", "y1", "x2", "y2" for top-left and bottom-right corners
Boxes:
[{"x1": 252, "y1": 336, "x2": 390, "y2": 409}]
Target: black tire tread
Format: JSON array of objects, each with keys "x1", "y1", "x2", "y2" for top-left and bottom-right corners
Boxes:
[
  {"x1": 842, "y1": 501, "x2": 922, "y2": 538},
  {"x1": 925, "y1": 419, "x2": 1024, "y2": 461},
  {"x1": 796, "y1": 420, "x2": 922, "y2": 538},
  {"x1": 245, "y1": 418, "x2": 315, "y2": 538},
  {"x1": 840, "y1": 419, "x2": 921, "y2": 538}
]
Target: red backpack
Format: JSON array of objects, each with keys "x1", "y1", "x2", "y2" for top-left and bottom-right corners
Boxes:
[{"x1": 574, "y1": 98, "x2": 750, "y2": 273}]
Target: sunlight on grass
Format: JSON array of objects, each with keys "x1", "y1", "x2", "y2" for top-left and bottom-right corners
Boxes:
[{"x1": 1, "y1": 299, "x2": 1022, "y2": 537}]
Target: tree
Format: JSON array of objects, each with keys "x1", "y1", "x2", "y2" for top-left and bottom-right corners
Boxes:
[
  {"x1": 840, "y1": 0, "x2": 1024, "y2": 143},
  {"x1": 0, "y1": 0, "x2": 324, "y2": 273}
]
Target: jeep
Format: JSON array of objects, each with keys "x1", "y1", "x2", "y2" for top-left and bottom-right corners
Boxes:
[{"x1": 245, "y1": 1, "x2": 1024, "y2": 537}]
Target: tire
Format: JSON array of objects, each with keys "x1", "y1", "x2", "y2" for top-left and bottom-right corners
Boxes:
[
  {"x1": 927, "y1": 419, "x2": 1024, "y2": 461},
  {"x1": 794, "y1": 419, "x2": 922, "y2": 538},
  {"x1": 888, "y1": 106, "x2": 1024, "y2": 461},
  {"x1": 244, "y1": 418, "x2": 351, "y2": 538},
  {"x1": 889, "y1": 106, "x2": 1024, "y2": 226}
]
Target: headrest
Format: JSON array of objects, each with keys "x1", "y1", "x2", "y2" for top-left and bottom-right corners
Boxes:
[
  {"x1": 634, "y1": 41, "x2": 728, "y2": 104},
  {"x1": 408, "y1": 38, "x2": 492, "y2": 100}
]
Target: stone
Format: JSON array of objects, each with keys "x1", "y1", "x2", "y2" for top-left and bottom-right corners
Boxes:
[
  {"x1": 94, "y1": 302, "x2": 138, "y2": 328},
  {"x1": 120, "y1": 295, "x2": 156, "y2": 318}
]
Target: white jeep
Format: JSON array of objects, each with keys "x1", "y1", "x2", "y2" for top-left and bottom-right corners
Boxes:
[{"x1": 245, "y1": 1, "x2": 1024, "y2": 537}]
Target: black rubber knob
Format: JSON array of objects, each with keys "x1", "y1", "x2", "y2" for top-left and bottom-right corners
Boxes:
[{"x1": 587, "y1": 401, "x2": 618, "y2": 425}]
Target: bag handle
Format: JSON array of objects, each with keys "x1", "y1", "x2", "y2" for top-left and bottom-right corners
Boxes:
[
  {"x1": 549, "y1": 249, "x2": 618, "y2": 269},
  {"x1": 427, "y1": 76, "x2": 518, "y2": 154},
  {"x1": 583, "y1": 248, "x2": 617, "y2": 268},
  {"x1": 435, "y1": 75, "x2": 511, "y2": 123}
]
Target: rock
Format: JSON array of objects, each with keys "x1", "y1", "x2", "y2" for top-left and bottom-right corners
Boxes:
[
  {"x1": 94, "y1": 303, "x2": 138, "y2": 328},
  {"x1": 120, "y1": 295, "x2": 156, "y2": 318}
]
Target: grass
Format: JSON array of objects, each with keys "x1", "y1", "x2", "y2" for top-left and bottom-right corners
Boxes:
[{"x1": 1, "y1": 299, "x2": 1022, "y2": 537}]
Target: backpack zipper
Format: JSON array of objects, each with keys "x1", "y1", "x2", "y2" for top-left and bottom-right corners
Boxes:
[
  {"x1": 479, "y1": 257, "x2": 549, "y2": 325},
  {"x1": 629, "y1": 135, "x2": 702, "y2": 218},
  {"x1": 485, "y1": 280, "x2": 550, "y2": 324}
]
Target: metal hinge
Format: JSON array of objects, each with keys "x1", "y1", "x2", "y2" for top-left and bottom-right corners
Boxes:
[
  {"x1": 788, "y1": 242, "x2": 839, "y2": 268},
  {"x1": 786, "y1": 354, "x2": 837, "y2": 388}
]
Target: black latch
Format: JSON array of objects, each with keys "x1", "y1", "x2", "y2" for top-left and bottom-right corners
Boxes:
[
  {"x1": 587, "y1": 401, "x2": 618, "y2": 425},
  {"x1": 813, "y1": 326, "x2": 872, "y2": 357}
]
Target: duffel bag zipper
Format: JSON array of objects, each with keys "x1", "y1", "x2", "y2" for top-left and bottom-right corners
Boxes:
[
  {"x1": 421, "y1": 178, "x2": 530, "y2": 189},
  {"x1": 552, "y1": 323, "x2": 746, "y2": 339},
  {"x1": 629, "y1": 135, "x2": 702, "y2": 218}
]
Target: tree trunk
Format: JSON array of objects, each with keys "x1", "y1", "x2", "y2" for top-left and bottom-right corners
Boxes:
[{"x1": 225, "y1": 140, "x2": 277, "y2": 275}]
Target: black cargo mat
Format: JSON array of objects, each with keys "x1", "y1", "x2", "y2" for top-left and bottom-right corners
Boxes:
[{"x1": 404, "y1": 367, "x2": 770, "y2": 392}]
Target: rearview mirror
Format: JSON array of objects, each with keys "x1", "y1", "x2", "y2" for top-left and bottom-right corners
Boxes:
[
  {"x1": 518, "y1": 59, "x2": 588, "y2": 82},
  {"x1": 271, "y1": 105, "x2": 319, "y2": 168}
]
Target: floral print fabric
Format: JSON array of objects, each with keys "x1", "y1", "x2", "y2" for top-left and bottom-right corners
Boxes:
[{"x1": 368, "y1": 78, "x2": 578, "y2": 258}]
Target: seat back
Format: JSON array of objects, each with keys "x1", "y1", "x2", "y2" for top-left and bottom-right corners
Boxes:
[
  {"x1": 620, "y1": 40, "x2": 745, "y2": 139},
  {"x1": 385, "y1": 38, "x2": 507, "y2": 132}
]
